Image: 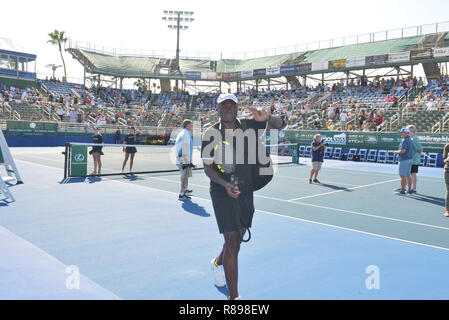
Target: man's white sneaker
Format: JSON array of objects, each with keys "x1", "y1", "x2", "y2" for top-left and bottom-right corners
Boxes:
[{"x1": 211, "y1": 257, "x2": 226, "y2": 287}]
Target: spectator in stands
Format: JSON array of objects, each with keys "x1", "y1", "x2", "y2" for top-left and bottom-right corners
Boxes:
[
  {"x1": 326, "y1": 120, "x2": 334, "y2": 131},
  {"x1": 339, "y1": 110, "x2": 348, "y2": 130},
  {"x1": 357, "y1": 109, "x2": 366, "y2": 126},
  {"x1": 375, "y1": 111, "x2": 384, "y2": 127},
  {"x1": 56, "y1": 106, "x2": 64, "y2": 122},
  {"x1": 70, "y1": 109, "x2": 77, "y2": 123}
]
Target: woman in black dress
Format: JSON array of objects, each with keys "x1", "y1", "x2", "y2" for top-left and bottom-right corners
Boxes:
[
  {"x1": 89, "y1": 127, "x2": 104, "y2": 175},
  {"x1": 121, "y1": 127, "x2": 137, "y2": 173}
]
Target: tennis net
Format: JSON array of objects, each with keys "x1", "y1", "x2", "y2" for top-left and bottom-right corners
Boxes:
[{"x1": 63, "y1": 142, "x2": 298, "y2": 178}]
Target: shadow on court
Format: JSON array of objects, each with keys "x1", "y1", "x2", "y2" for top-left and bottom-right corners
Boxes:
[
  {"x1": 181, "y1": 200, "x2": 211, "y2": 217},
  {"x1": 317, "y1": 183, "x2": 352, "y2": 192},
  {"x1": 408, "y1": 194, "x2": 445, "y2": 207},
  {"x1": 122, "y1": 174, "x2": 145, "y2": 182},
  {"x1": 59, "y1": 177, "x2": 86, "y2": 184}
]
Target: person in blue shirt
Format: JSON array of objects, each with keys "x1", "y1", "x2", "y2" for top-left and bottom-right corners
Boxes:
[
  {"x1": 114, "y1": 129, "x2": 121, "y2": 144},
  {"x1": 121, "y1": 127, "x2": 138, "y2": 174},
  {"x1": 309, "y1": 134, "x2": 326, "y2": 184},
  {"x1": 89, "y1": 127, "x2": 104, "y2": 175},
  {"x1": 393, "y1": 127, "x2": 414, "y2": 194}
]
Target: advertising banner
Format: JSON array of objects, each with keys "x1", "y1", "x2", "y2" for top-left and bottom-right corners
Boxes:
[
  {"x1": 411, "y1": 49, "x2": 432, "y2": 60},
  {"x1": 185, "y1": 71, "x2": 201, "y2": 79},
  {"x1": 388, "y1": 51, "x2": 410, "y2": 63},
  {"x1": 6, "y1": 120, "x2": 58, "y2": 137},
  {"x1": 280, "y1": 65, "x2": 297, "y2": 74},
  {"x1": 346, "y1": 57, "x2": 365, "y2": 68},
  {"x1": 296, "y1": 63, "x2": 312, "y2": 72},
  {"x1": 266, "y1": 66, "x2": 280, "y2": 75},
  {"x1": 365, "y1": 54, "x2": 388, "y2": 65},
  {"x1": 241, "y1": 70, "x2": 253, "y2": 78},
  {"x1": 311, "y1": 61, "x2": 329, "y2": 71},
  {"x1": 433, "y1": 47, "x2": 449, "y2": 58},
  {"x1": 329, "y1": 59, "x2": 346, "y2": 69},
  {"x1": 230, "y1": 72, "x2": 240, "y2": 80},
  {"x1": 253, "y1": 68, "x2": 266, "y2": 76}
]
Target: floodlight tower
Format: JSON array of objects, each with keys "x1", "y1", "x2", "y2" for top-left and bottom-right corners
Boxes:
[{"x1": 162, "y1": 10, "x2": 194, "y2": 89}]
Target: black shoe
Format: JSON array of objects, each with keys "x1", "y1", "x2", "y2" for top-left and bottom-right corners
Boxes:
[
  {"x1": 309, "y1": 179, "x2": 312, "y2": 184},
  {"x1": 185, "y1": 189, "x2": 193, "y2": 195},
  {"x1": 313, "y1": 179, "x2": 320, "y2": 183},
  {"x1": 178, "y1": 194, "x2": 191, "y2": 200}
]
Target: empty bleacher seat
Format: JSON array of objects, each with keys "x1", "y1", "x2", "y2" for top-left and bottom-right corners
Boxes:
[
  {"x1": 305, "y1": 146, "x2": 312, "y2": 158},
  {"x1": 367, "y1": 150, "x2": 378, "y2": 162},
  {"x1": 299, "y1": 146, "x2": 306, "y2": 157},
  {"x1": 324, "y1": 147, "x2": 333, "y2": 159},
  {"x1": 420, "y1": 153, "x2": 427, "y2": 166},
  {"x1": 332, "y1": 147, "x2": 342, "y2": 160},
  {"x1": 358, "y1": 149, "x2": 367, "y2": 161},
  {"x1": 426, "y1": 153, "x2": 438, "y2": 167},
  {"x1": 386, "y1": 150, "x2": 396, "y2": 164},
  {"x1": 377, "y1": 150, "x2": 387, "y2": 163},
  {"x1": 347, "y1": 148, "x2": 357, "y2": 160}
]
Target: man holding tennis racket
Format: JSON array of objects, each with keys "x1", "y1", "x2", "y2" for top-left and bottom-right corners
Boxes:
[{"x1": 201, "y1": 93, "x2": 285, "y2": 300}]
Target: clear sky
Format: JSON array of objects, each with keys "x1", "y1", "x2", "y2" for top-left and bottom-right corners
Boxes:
[{"x1": 1, "y1": 0, "x2": 449, "y2": 84}]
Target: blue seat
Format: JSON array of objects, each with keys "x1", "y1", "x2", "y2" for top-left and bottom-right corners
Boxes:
[
  {"x1": 420, "y1": 153, "x2": 427, "y2": 166},
  {"x1": 367, "y1": 149, "x2": 378, "y2": 162},
  {"x1": 386, "y1": 150, "x2": 396, "y2": 164},
  {"x1": 332, "y1": 147, "x2": 342, "y2": 160},
  {"x1": 347, "y1": 148, "x2": 358, "y2": 160},
  {"x1": 358, "y1": 149, "x2": 368, "y2": 161},
  {"x1": 305, "y1": 146, "x2": 312, "y2": 158},
  {"x1": 299, "y1": 146, "x2": 306, "y2": 157},
  {"x1": 377, "y1": 150, "x2": 387, "y2": 163},
  {"x1": 324, "y1": 147, "x2": 333, "y2": 159},
  {"x1": 426, "y1": 153, "x2": 438, "y2": 167}
]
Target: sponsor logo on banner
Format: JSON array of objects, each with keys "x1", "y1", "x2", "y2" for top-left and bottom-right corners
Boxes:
[
  {"x1": 253, "y1": 68, "x2": 266, "y2": 76},
  {"x1": 201, "y1": 72, "x2": 208, "y2": 79},
  {"x1": 280, "y1": 65, "x2": 297, "y2": 74},
  {"x1": 266, "y1": 66, "x2": 280, "y2": 75},
  {"x1": 433, "y1": 47, "x2": 449, "y2": 58},
  {"x1": 329, "y1": 59, "x2": 346, "y2": 69},
  {"x1": 322, "y1": 133, "x2": 347, "y2": 145},
  {"x1": 185, "y1": 71, "x2": 201, "y2": 79},
  {"x1": 207, "y1": 72, "x2": 217, "y2": 79},
  {"x1": 311, "y1": 61, "x2": 329, "y2": 71},
  {"x1": 74, "y1": 154, "x2": 85, "y2": 162},
  {"x1": 296, "y1": 63, "x2": 311, "y2": 72},
  {"x1": 220, "y1": 72, "x2": 231, "y2": 80},
  {"x1": 346, "y1": 57, "x2": 365, "y2": 68},
  {"x1": 388, "y1": 51, "x2": 410, "y2": 63},
  {"x1": 241, "y1": 70, "x2": 253, "y2": 78},
  {"x1": 411, "y1": 49, "x2": 432, "y2": 60},
  {"x1": 365, "y1": 54, "x2": 388, "y2": 65},
  {"x1": 230, "y1": 72, "x2": 240, "y2": 80}
]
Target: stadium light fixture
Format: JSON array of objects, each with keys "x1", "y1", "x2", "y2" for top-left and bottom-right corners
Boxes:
[{"x1": 161, "y1": 9, "x2": 195, "y2": 76}]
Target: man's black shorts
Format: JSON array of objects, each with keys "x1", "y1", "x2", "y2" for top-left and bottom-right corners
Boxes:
[
  {"x1": 210, "y1": 184, "x2": 255, "y2": 234},
  {"x1": 411, "y1": 164, "x2": 419, "y2": 173}
]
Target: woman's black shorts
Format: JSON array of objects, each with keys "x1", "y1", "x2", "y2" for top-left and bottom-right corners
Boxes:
[
  {"x1": 411, "y1": 164, "x2": 419, "y2": 173},
  {"x1": 125, "y1": 146, "x2": 137, "y2": 154},
  {"x1": 209, "y1": 183, "x2": 255, "y2": 234}
]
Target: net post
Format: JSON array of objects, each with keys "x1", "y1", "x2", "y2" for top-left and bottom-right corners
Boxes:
[{"x1": 62, "y1": 142, "x2": 69, "y2": 179}]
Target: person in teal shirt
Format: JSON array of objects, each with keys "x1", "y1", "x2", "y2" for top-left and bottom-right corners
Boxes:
[{"x1": 407, "y1": 125, "x2": 423, "y2": 194}]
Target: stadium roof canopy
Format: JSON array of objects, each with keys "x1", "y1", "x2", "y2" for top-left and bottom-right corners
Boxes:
[
  {"x1": 0, "y1": 37, "x2": 36, "y2": 60},
  {"x1": 66, "y1": 21, "x2": 449, "y2": 81}
]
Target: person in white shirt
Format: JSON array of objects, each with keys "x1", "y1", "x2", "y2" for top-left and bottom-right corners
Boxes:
[
  {"x1": 340, "y1": 111, "x2": 348, "y2": 129},
  {"x1": 175, "y1": 119, "x2": 194, "y2": 200},
  {"x1": 56, "y1": 107, "x2": 64, "y2": 121}
]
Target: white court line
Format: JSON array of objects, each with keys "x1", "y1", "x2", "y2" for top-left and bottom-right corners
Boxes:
[
  {"x1": 14, "y1": 158, "x2": 449, "y2": 252},
  {"x1": 274, "y1": 174, "x2": 359, "y2": 187},
  {"x1": 144, "y1": 174, "x2": 449, "y2": 232},
  {"x1": 287, "y1": 178, "x2": 398, "y2": 201}
]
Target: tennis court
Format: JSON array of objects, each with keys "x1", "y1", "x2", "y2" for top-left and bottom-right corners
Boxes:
[{"x1": 2, "y1": 146, "x2": 449, "y2": 299}]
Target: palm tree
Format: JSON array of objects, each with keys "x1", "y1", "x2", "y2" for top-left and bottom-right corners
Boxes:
[{"x1": 47, "y1": 30, "x2": 68, "y2": 81}]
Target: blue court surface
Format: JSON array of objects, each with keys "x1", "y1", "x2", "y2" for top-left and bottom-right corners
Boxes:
[{"x1": 2, "y1": 147, "x2": 449, "y2": 299}]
